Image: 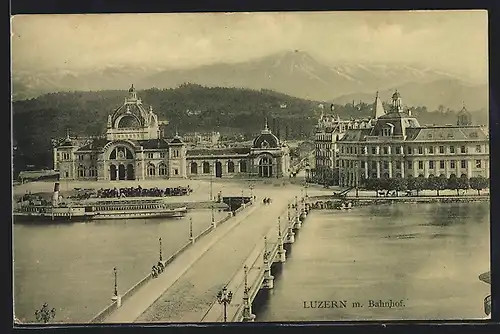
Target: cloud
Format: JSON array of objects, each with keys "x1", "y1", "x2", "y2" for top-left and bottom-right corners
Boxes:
[{"x1": 11, "y1": 11, "x2": 487, "y2": 82}]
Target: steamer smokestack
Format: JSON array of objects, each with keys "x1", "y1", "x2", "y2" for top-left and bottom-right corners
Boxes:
[{"x1": 52, "y1": 182, "x2": 60, "y2": 206}]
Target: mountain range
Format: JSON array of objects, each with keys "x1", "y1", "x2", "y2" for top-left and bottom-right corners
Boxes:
[{"x1": 12, "y1": 50, "x2": 488, "y2": 111}]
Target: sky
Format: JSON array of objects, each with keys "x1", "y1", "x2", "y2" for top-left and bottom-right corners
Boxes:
[{"x1": 11, "y1": 11, "x2": 488, "y2": 82}]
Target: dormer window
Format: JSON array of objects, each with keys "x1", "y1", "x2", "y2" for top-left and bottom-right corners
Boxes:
[{"x1": 261, "y1": 140, "x2": 269, "y2": 149}]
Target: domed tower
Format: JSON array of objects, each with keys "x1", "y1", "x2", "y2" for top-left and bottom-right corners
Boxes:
[
  {"x1": 391, "y1": 90, "x2": 403, "y2": 113},
  {"x1": 457, "y1": 102, "x2": 473, "y2": 126},
  {"x1": 106, "y1": 84, "x2": 160, "y2": 141},
  {"x1": 250, "y1": 118, "x2": 290, "y2": 178}
]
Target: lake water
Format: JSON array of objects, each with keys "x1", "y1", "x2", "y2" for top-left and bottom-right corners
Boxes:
[
  {"x1": 13, "y1": 209, "x2": 227, "y2": 323},
  {"x1": 254, "y1": 202, "x2": 490, "y2": 321}
]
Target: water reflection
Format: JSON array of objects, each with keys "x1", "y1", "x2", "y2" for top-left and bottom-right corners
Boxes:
[
  {"x1": 254, "y1": 202, "x2": 490, "y2": 321},
  {"x1": 13, "y1": 209, "x2": 226, "y2": 323}
]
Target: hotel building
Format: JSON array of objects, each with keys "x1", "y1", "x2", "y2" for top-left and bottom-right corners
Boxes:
[{"x1": 337, "y1": 91, "x2": 489, "y2": 187}]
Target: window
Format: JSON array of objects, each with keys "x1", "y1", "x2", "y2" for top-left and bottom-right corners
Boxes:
[
  {"x1": 78, "y1": 155, "x2": 84, "y2": 161},
  {"x1": 361, "y1": 147, "x2": 366, "y2": 154},
  {"x1": 383, "y1": 161, "x2": 389, "y2": 169},
  {"x1": 89, "y1": 167, "x2": 97, "y2": 177},
  {"x1": 372, "y1": 161, "x2": 377, "y2": 169},
  {"x1": 418, "y1": 146, "x2": 423, "y2": 154},
  {"x1": 341, "y1": 146, "x2": 344, "y2": 154},
  {"x1": 147, "y1": 153, "x2": 154, "y2": 159},
  {"x1": 160, "y1": 152, "x2": 166, "y2": 158},
  {"x1": 78, "y1": 166, "x2": 85, "y2": 177},
  {"x1": 203, "y1": 162, "x2": 210, "y2": 174},
  {"x1": 407, "y1": 161, "x2": 413, "y2": 169},
  {"x1": 382, "y1": 128, "x2": 391, "y2": 136},
  {"x1": 439, "y1": 146, "x2": 444, "y2": 154},
  {"x1": 396, "y1": 161, "x2": 400, "y2": 169},
  {"x1": 460, "y1": 146, "x2": 466, "y2": 153},
  {"x1": 450, "y1": 160, "x2": 456, "y2": 169},
  {"x1": 395, "y1": 147, "x2": 401, "y2": 155},
  {"x1": 371, "y1": 147, "x2": 376, "y2": 154},
  {"x1": 429, "y1": 161, "x2": 434, "y2": 169},
  {"x1": 174, "y1": 169, "x2": 179, "y2": 175},
  {"x1": 228, "y1": 161, "x2": 235, "y2": 173},
  {"x1": 450, "y1": 146, "x2": 455, "y2": 154},
  {"x1": 439, "y1": 160, "x2": 445, "y2": 169},
  {"x1": 429, "y1": 146, "x2": 434, "y2": 154},
  {"x1": 418, "y1": 161, "x2": 424, "y2": 169},
  {"x1": 476, "y1": 145, "x2": 482, "y2": 153},
  {"x1": 148, "y1": 163, "x2": 156, "y2": 176},
  {"x1": 383, "y1": 147, "x2": 388, "y2": 155},
  {"x1": 361, "y1": 161, "x2": 366, "y2": 169},
  {"x1": 476, "y1": 160, "x2": 482, "y2": 168},
  {"x1": 461, "y1": 160, "x2": 467, "y2": 169},
  {"x1": 407, "y1": 147, "x2": 412, "y2": 155},
  {"x1": 159, "y1": 163, "x2": 167, "y2": 176}
]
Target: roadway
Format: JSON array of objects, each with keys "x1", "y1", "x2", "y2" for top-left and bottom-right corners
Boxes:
[{"x1": 100, "y1": 186, "x2": 300, "y2": 323}]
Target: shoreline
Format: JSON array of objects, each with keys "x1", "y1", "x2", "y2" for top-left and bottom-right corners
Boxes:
[{"x1": 307, "y1": 194, "x2": 489, "y2": 210}]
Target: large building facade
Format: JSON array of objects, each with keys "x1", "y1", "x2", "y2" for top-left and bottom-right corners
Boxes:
[
  {"x1": 337, "y1": 91, "x2": 490, "y2": 187},
  {"x1": 53, "y1": 85, "x2": 291, "y2": 181},
  {"x1": 313, "y1": 94, "x2": 380, "y2": 184}
]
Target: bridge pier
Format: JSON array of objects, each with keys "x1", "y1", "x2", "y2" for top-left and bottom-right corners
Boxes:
[
  {"x1": 111, "y1": 294, "x2": 122, "y2": 308},
  {"x1": 274, "y1": 217, "x2": 286, "y2": 263},
  {"x1": 242, "y1": 266, "x2": 256, "y2": 322},
  {"x1": 285, "y1": 226, "x2": 295, "y2": 244}
]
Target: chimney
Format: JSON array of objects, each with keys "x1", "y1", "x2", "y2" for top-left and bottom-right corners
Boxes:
[{"x1": 52, "y1": 182, "x2": 60, "y2": 206}]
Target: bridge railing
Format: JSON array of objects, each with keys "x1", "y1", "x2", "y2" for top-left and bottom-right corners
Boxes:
[{"x1": 89, "y1": 201, "x2": 253, "y2": 324}]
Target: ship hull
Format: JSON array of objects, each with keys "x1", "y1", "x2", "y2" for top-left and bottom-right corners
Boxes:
[
  {"x1": 13, "y1": 213, "x2": 95, "y2": 223},
  {"x1": 92, "y1": 208, "x2": 188, "y2": 220}
]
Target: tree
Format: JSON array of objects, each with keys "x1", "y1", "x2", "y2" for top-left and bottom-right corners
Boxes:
[
  {"x1": 435, "y1": 175, "x2": 448, "y2": 196},
  {"x1": 413, "y1": 175, "x2": 426, "y2": 196},
  {"x1": 390, "y1": 177, "x2": 407, "y2": 196},
  {"x1": 447, "y1": 174, "x2": 460, "y2": 195},
  {"x1": 426, "y1": 175, "x2": 438, "y2": 195},
  {"x1": 469, "y1": 176, "x2": 489, "y2": 195},
  {"x1": 457, "y1": 175, "x2": 470, "y2": 194}
]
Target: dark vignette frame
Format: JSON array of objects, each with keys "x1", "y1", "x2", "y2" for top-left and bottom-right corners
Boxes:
[{"x1": 6, "y1": 1, "x2": 500, "y2": 333}]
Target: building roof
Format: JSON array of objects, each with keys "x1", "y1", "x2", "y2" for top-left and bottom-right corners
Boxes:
[
  {"x1": 76, "y1": 138, "x2": 111, "y2": 151},
  {"x1": 339, "y1": 129, "x2": 372, "y2": 142},
  {"x1": 138, "y1": 138, "x2": 170, "y2": 149},
  {"x1": 405, "y1": 126, "x2": 488, "y2": 141},
  {"x1": 187, "y1": 147, "x2": 251, "y2": 157},
  {"x1": 370, "y1": 112, "x2": 421, "y2": 137},
  {"x1": 373, "y1": 91, "x2": 385, "y2": 119}
]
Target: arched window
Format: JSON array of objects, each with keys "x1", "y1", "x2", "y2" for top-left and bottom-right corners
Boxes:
[
  {"x1": 109, "y1": 146, "x2": 134, "y2": 160},
  {"x1": 203, "y1": 162, "x2": 210, "y2": 174},
  {"x1": 190, "y1": 162, "x2": 198, "y2": 174},
  {"x1": 148, "y1": 163, "x2": 156, "y2": 176},
  {"x1": 159, "y1": 163, "x2": 167, "y2": 176},
  {"x1": 89, "y1": 166, "x2": 97, "y2": 177},
  {"x1": 240, "y1": 159, "x2": 247, "y2": 173},
  {"x1": 78, "y1": 166, "x2": 86, "y2": 177},
  {"x1": 227, "y1": 161, "x2": 235, "y2": 173},
  {"x1": 258, "y1": 156, "x2": 273, "y2": 178}
]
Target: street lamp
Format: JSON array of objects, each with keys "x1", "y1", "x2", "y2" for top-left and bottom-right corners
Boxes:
[
  {"x1": 159, "y1": 237, "x2": 163, "y2": 262},
  {"x1": 34, "y1": 303, "x2": 56, "y2": 323},
  {"x1": 189, "y1": 217, "x2": 193, "y2": 240},
  {"x1": 217, "y1": 286, "x2": 233, "y2": 322},
  {"x1": 113, "y1": 267, "x2": 118, "y2": 298},
  {"x1": 249, "y1": 184, "x2": 254, "y2": 198}
]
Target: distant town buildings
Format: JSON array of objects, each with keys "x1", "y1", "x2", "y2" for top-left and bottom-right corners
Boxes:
[
  {"x1": 182, "y1": 131, "x2": 221, "y2": 146},
  {"x1": 53, "y1": 85, "x2": 291, "y2": 181},
  {"x1": 336, "y1": 91, "x2": 489, "y2": 187}
]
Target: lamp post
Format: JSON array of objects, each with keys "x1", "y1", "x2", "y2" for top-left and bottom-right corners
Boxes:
[
  {"x1": 34, "y1": 303, "x2": 56, "y2": 323},
  {"x1": 217, "y1": 286, "x2": 233, "y2": 322},
  {"x1": 189, "y1": 217, "x2": 194, "y2": 242},
  {"x1": 159, "y1": 237, "x2": 163, "y2": 262},
  {"x1": 113, "y1": 267, "x2": 118, "y2": 298},
  {"x1": 249, "y1": 184, "x2": 254, "y2": 198}
]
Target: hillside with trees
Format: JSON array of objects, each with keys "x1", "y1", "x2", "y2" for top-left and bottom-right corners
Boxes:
[{"x1": 12, "y1": 83, "x2": 484, "y2": 175}]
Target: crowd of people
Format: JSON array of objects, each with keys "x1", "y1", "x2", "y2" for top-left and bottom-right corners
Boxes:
[{"x1": 96, "y1": 186, "x2": 193, "y2": 198}]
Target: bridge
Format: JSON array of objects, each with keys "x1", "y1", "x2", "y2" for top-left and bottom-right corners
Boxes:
[{"x1": 92, "y1": 188, "x2": 311, "y2": 323}]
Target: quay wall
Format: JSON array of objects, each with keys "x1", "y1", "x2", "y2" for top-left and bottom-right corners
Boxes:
[{"x1": 88, "y1": 201, "x2": 252, "y2": 323}]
